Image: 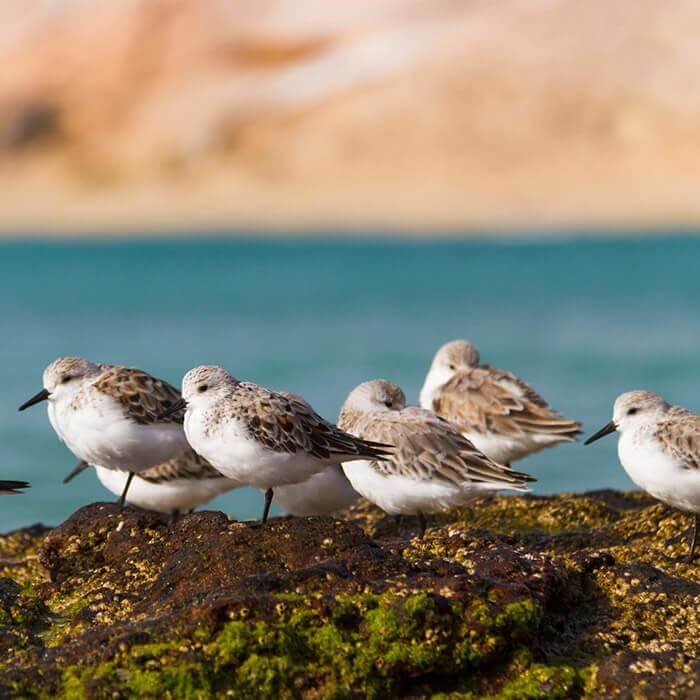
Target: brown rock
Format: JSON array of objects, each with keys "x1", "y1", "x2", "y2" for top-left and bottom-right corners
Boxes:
[{"x1": 2, "y1": 492, "x2": 700, "y2": 697}]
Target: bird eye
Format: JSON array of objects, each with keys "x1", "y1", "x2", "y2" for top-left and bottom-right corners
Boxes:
[
  {"x1": 61, "y1": 375, "x2": 73, "y2": 384},
  {"x1": 198, "y1": 384, "x2": 208, "y2": 393},
  {"x1": 448, "y1": 364, "x2": 456, "y2": 370},
  {"x1": 384, "y1": 400, "x2": 392, "y2": 408},
  {"x1": 627, "y1": 407, "x2": 638, "y2": 416}
]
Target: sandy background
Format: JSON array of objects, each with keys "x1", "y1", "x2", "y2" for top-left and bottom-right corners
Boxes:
[{"x1": 2, "y1": 0, "x2": 700, "y2": 235}]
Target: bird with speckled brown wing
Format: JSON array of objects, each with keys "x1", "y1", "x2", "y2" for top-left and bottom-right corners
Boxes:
[
  {"x1": 586, "y1": 390, "x2": 700, "y2": 562},
  {"x1": 166, "y1": 365, "x2": 392, "y2": 525},
  {"x1": 19, "y1": 357, "x2": 191, "y2": 509},
  {"x1": 338, "y1": 379, "x2": 535, "y2": 537},
  {"x1": 420, "y1": 340, "x2": 581, "y2": 465}
]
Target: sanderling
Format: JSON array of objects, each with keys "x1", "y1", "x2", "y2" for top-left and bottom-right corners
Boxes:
[
  {"x1": 162, "y1": 365, "x2": 391, "y2": 524},
  {"x1": 19, "y1": 357, "x2": 190, "y2": 508},
  {"x1": 420, "y1": 340, "x2": 581, "y2": 464},
  {"x1": 63, "y1": 451, "x2": 239, "y2": 519},
  {"x1": 338, "y1": 379, "x2": 535, "y2": 537},
  {"x1": 0, "y1": 480, "x2": 30, "y2": 495},
  {"x1": 585, "y1": 390, "x2": 700, "y2": 562},
  {"x1": 268, "y1": 465, "x2": 359, "y2": 516}
]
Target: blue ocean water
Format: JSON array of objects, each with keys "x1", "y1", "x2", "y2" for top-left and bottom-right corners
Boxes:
[{"x1": 1, "y1": 235, "x2": 698, "y2": 530}]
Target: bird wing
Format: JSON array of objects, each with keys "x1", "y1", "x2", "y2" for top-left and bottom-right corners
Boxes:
[
  {"x1": 657, "y1": 410, "x2": 700, "y2": 470},
  {"x1": 434, "y1": 367, "x2": 581, "y2": 439},
  {"x1": 233, "y1": 383, "x2": 390, "y2": 460},
  {"x1": 93, "y1": 365, "x2": 184, "y2": 425},
  {"x1": 350, "y1": 407, "x2": 534, "y2": 487},
  {"x1": 137, "y1": 449, "x2": 228, "y2": 484}
]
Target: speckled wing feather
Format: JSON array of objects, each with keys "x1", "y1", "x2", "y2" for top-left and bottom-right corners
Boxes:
[
  {"x1": 232, "y1": 383, "x2": 391, "y2": 460},
  {"x1": 656, "y1": 409, "x2": 700, "y2": 470},
  {"x1": 93, "y1": 366, "x2": 184, "y2": 425},
  {"x1": 346, "y1": 407, "x2": 534, "y2": 486},
  {"x1": 0, "y1": 480, "x2": 30, "y2": 494},
  {"x1": 434, "y1": 367, "x2": 581, "y2": 439},
  {"x1": 137, "y1": 450, "x2": 227, "y2": 484}
]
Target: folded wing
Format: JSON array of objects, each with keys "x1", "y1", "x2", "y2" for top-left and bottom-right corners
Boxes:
[
  {"x1": 435, "y1": 367, "x2": 581, "y2": 439},
  {"x1": 353, "y1": 407, "x2": 534, "y2": 488}
]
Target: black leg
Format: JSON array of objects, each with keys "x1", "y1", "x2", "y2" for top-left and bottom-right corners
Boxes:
[
  {"x1": 262, "y1": 488, "x2": 274, "y2": 524},
  {"x1": 687, "y1": 513, "x2": 699, "y2": 563},
  {"x1": 417, "y1": 511, "x2": 427, "y2": 539},
  {"x1": 117, "y1": 472, "x2": 135, "y2": 511},
  {"x1": 63, "y1": 460, "x2": 90, "y2": 484},
  {"x1": 169, "y1": 509, "x2": 181, "y2": 525}
]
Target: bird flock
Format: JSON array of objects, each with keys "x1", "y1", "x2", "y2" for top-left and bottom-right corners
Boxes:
[{"x1": 8, "y1": 339, "x2": 700, "y2": 561}]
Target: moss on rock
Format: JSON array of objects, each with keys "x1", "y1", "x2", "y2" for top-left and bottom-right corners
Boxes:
[{"x1": 2, "y1": 492, "x2": 700, "y2": 697}]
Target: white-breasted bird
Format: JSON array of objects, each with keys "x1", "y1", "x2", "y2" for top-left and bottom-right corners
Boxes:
[
  {"x1": 339, "y1": 379, "x2": 535, "y2": 537},
  {"x1": 421, "y1": 340, "x2": 580, "y2": 464},
  {"x1": 586, "y1": 390, "x2": 700, "y2": 562},
  {"x1": 162, "y1": 365, "x2": 390, "y2": 523},
  {"x1": 19, "y1": 357, "x2": 190, "y2": 507}
]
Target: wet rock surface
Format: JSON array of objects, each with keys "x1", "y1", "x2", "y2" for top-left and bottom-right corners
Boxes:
[{"x1": 1, "y1": 491, "x2": 700, "y2": 698}]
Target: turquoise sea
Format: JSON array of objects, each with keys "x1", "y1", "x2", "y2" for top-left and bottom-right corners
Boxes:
[{"x1": 2, "y1": 235, "x2": 698, "y2": 530}]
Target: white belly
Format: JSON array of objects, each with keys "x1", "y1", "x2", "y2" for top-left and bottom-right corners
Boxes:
[
  {"x1": 48, "y1": 402, "x2": 64, "y2": 441},
  {"x1": 185, "y1": 410, "x2": 336, "y2": 489},
  {"x1": 341, "y1": 460, "x2": 489, "y2": 515},
  {"x1": 95, "y1": 466, "x2": 238, "y2": 513},
  {"x1": 465, "y1": 430, "x2": 566, "y2": 464},
  {"x1": 618, "y1": 434, "x2": 700, "y2": 514},
  {"x1": 270, "y1": 465, "x2": 359, "y2": 516},
  {"x1": 55, "y1": 396, "x2": 189, "y2": 473}
]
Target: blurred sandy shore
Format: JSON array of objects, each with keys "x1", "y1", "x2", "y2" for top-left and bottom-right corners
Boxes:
[{"x1": 2, "y1": 0, "x2": 700, "y2": 235}]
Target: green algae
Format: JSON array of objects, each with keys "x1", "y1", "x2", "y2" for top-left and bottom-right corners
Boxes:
[
  {"x1": 491, "y1": 663, "x2": 582, "y2": 700},
  {"x1": 0, "y1": 576, "x2": 50, "y2": 629},
  {"x1": 60, "y1": 662, "x2": 119, "y2": 700},
  {"x1": 50, "y1": 592, "x2": 544, "y2": 699},
  {"x1": 205, "y1": 591, "x2": 540, "y2": 697},
  {"x1": 454, "y1": 495, "x2": 621, "y2": 535},
  {"x1": 6, "y1": 492, "x2": 700, "y2": 698}
]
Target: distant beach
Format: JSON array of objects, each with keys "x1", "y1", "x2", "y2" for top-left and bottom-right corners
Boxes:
[{"x1": 2, "y1": 0, "x2": 700, "y2": 235}]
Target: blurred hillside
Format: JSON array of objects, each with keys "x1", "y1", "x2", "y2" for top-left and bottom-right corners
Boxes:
[{"x1": 2, "y1": 0, "x2": 700, "y2": 234}]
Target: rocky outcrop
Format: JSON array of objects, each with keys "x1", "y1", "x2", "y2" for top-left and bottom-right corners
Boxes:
[{"x1": 2, "y1": 491, "x2": 700, "y2": 697}]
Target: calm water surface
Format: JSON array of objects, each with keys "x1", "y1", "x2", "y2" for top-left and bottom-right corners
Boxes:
[{"x1": 2, "y1": 235, "x2": 698, "y2": 529}]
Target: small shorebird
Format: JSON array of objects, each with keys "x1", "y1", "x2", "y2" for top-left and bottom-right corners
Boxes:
[
  {"x1": 268, "y1": 465, "x2": 359, "y2": 516},
  {"x1": 339, "y1": 379, "x2": 535, "y2": 537},
  {"x1": 19, "y1": 357, "x2": 190, "y2": 507},
  {"x1": 0, "y1": 480, "x2": 30, "y2": 495},
  {"x1": 162, "y1": 365, "x2": 391, "y2": 524},
  {"x1": 420, "y1": 340, "x2": 581, "y2": 464},
  {"x1": 63, "y1": 450, "x2": 239, "y2": 519},
  {"x1": 586, "y1": 390, "x2": 700, "y2": 562}
]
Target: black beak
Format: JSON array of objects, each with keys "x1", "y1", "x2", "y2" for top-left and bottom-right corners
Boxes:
[
  {"x1": 584, "y1": 420, "x2": 617, "y2": 445},
  {"x1": 158, "y1": 397, "x2": 187, "y2": 420},
  {"x1": 18, "y1": 388, "x2": 50, "y2": 411},
  {"x1": 0, "y1": 480, "x2": 30, "y2": 494},
  {"x1": 63, "y1": 461, "x2": 90, "y2": 484}
]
